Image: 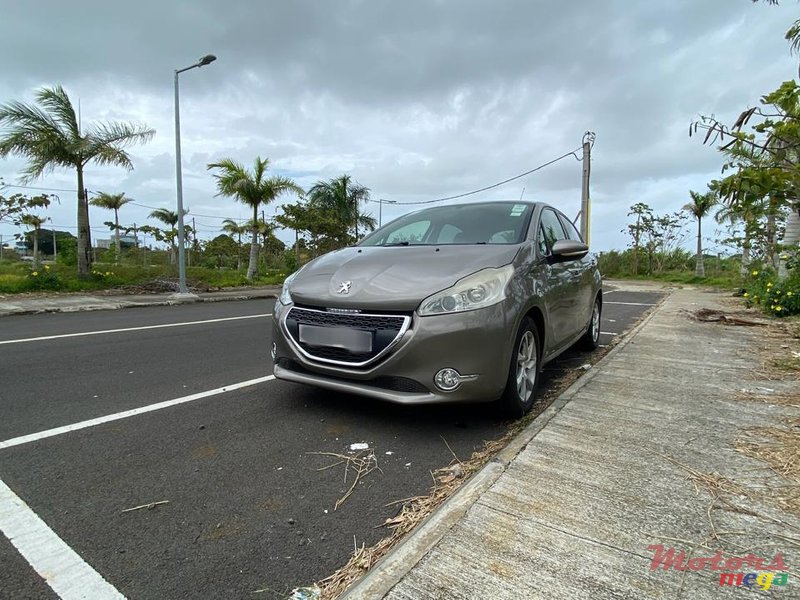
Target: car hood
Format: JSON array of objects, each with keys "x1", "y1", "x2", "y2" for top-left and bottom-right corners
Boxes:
[{"x1": 289, "y1": 245, "x2": 521, "y2": 311}]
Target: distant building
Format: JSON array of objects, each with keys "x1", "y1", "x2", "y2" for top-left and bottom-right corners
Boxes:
[{"x1": 96, "y1": 235, "x2": 137, "y2": 249}]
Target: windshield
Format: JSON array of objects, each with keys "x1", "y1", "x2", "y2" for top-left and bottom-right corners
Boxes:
[{"x1": 359, "y1": 202, "x2": 534, "y2": 246}]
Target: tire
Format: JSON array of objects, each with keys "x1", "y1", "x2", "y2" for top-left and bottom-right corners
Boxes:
[
  {"x1": 499, "y1": 317, "x2": 541, "y2": 418},
  {"x1": 579, "y1": 295, "x2": 601, "y2": 351}
]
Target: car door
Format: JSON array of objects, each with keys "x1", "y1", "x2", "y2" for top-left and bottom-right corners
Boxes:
[
  {"x1": 557, "y1": 212, "x2": 594, "y2": 332},
  {"x1": 535, "y1": 208, "x2": 579, "y2": 354}
]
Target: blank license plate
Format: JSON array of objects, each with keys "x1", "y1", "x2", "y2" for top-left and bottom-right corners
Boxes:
[{"x1": 299, "y1": 325, "x2": 373, "y2": 352}]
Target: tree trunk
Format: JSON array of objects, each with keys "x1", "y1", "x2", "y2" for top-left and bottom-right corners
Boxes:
[
  {"x1": 246, "y1": 205, "x2": 258, "y2": 279},
  {"x1": 76, "y1": 166, "x2": 92, "y2": 277},
  {"x1": 32, "y1": 228, "x2": 39, "y2": 269},
  {"x1": 237, "y1": 232, "x2": 242, "y2": 271},
  {"x1": 778, "y1": 200, "x2": 799, "y2": 281},
  {"x1": 766, "y1": 196, "x2": 779, "y2": 269},
  {"x1": 740, "y1": 231, "x2": 751, "y2": 279},
  {"x1": 695, "y1": 216, "x2": 705, "y2": 278},
  {"x1": 114, "y1": 207, "x2": 121, "y2": 262}
]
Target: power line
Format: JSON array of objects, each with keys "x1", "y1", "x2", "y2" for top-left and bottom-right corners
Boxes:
[
  {"x1": 5, "y1": 145, "x2": 585, "y2": 226},
  {"x1": 391, "y1": 147, "x2": 583, "y2": 206},
  {"x1": 0, "y1": 183, "x2": 77, "y2": 194}
]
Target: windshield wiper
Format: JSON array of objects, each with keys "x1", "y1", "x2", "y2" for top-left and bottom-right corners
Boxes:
[{"x1": 382, "y1": 241, "x2": 410, "y2": 246}]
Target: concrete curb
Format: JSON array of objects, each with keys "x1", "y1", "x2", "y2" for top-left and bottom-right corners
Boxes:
[
  {"x1": 339, "y1": 292, "x2": 672, "y2": 600},
  {"x1": 0, "y1": 290, "x2": 279, "y2": 318}
]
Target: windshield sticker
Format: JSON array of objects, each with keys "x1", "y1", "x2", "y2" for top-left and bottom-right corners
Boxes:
[{"x1": 510, "y1": 204, "x2": 526, "y2": 217}]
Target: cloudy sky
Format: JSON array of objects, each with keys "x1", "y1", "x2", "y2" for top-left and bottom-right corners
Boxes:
[{"x1": 0, "y1": 0, "x2": 798, "y2": 252}]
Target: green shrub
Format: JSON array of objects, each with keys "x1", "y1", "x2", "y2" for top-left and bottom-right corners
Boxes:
[
  {"x1": 744, "y1": 268, "x2": 800, "y2": 317},
  {"x1": 25, "y1": 265, "x2": 64, "y2": 291}
]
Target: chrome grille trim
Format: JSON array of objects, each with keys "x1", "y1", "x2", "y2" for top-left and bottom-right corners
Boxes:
[{"x1": 282, "y1": 306, "x2": 411, "y2": 367}]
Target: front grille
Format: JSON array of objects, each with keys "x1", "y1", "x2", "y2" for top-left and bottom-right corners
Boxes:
[
  {"x1": 276, "y1": 358, "x2": 429, "y2": 394},
  {"x1": 284, "y1": 307, "x2": 410, "y2": 367}
]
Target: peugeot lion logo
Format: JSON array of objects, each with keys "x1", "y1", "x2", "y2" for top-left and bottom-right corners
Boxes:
[{"x1": 337, "y1": 281, "x2": 352, "y2": 294}]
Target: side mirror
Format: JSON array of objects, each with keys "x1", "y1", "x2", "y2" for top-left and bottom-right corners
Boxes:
[{"x1": 550, "y1": 239, "x2": 589, "y2": 261}]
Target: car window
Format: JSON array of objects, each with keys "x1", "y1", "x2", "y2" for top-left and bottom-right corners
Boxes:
[
  {"x1": 384, "y1": 220, "x2": 431, "y2": 244},
  {"x1": 559, "y1": 213, "x2": 584, "y2": 243},
  {"x1": 359, "y1": 202, "x2": 533, "y2": 246},
  {"x1": 538, "y1": 209, "x2": 567, "y2": 251}
]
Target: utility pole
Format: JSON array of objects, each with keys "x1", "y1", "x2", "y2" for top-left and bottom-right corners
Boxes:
[
  {"x1": 0, "y1": 234, "x2": 3, "y2": 261},
  {"x1": 52, "y1": 227, "x2": 57, "y2": 262},
  {"x1": 580, "y1": 131, "x2": 595, "y2": 245},
  {"x1": 377, "y1": 199, "x2": 397, "y2": 227}
]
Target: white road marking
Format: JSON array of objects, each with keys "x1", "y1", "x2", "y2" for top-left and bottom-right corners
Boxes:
[
  {"x1": 599, "y1": 331, "x2": 618, "y2": 336},
  {"x1": 0, "y1": 478, "x2": 126, "y2": 599},
  {"x1": 0, "y1": 375, "x2": 274, "y2": 450},
  {"x1": 604, "y1": 301, "x2": 656, "y2": 307},
  {"x1": 0, "y1": 313, "x2": 272, "y2": 346}
]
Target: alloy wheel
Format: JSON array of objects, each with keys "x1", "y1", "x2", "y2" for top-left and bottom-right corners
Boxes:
[{"x1": 516, "y1": 330, "x2": 538, "y2": 401}]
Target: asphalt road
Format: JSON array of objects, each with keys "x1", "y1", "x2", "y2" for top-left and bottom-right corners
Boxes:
[{"x1": 0, "y1": 286, "x2": 664, "y2": 600}]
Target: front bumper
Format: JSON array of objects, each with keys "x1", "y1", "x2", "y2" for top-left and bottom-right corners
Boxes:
[{"x1": 272, "y1": 300, "x2": 513, "y2": 404}]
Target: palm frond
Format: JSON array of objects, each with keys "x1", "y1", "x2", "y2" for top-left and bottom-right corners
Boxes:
[
  {"x1": 35, "y1": 86, "x2": 80, "y2": 137},
  {"x1": 90, "y1": 192, "x2": 132, "y2": 211},
  {"x1": 148, "y1": 208, "x2": 183, "y2": 227},
  {"x1": 87, "y1": 145, "x2": 134, "y2": 170},
  {"x1": 85, "y1": 121, "x2": 155, "y2": 148}
]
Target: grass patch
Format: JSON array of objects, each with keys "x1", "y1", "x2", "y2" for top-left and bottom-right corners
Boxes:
[
  {"x1": 610, "y1": 271, "x2": 741, "y2": 289},
  {"x1": 0, "y1": 260, "x2": 286, "y2": 294}
]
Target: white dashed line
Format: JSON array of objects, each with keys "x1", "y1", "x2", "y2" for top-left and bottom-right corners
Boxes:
[
  {"x1": 0, "y1": 375, "x2": 275, "y2": 450},
  {"x1": 0, "y1": 478, "x2": 126, "y2": 599},
  {"x1": 0, "y1": 313, "x2": 272, "y2": 346}
]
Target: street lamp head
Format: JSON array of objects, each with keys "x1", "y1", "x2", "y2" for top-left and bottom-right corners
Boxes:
[{"x1": 198, "y1": 54, "x2": 217, "y2": 67}]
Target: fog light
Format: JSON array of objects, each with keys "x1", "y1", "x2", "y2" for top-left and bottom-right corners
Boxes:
[
  {"x1": 270, "y1": 342, "x2": 277, "y2": 360},
  {"x1": 434, "y1": 368, "x2": 462, "y2": 392}
]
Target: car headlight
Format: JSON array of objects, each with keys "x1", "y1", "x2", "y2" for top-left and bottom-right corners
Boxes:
[
  {"x1": 279, "y1": 271, "x2": 299, "y2": 305},
  {"x1": 418, "y1": 265, "x2": 514, "y2": 316}
]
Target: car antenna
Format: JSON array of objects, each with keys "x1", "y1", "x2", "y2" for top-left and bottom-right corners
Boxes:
[{"x1": 519, "y1": 187, "x2": 525, "y2": 200}]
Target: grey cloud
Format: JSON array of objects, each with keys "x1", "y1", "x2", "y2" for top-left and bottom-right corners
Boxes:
[{"x1": 2, "y1": 0, "x2": 800, "y2": 251}]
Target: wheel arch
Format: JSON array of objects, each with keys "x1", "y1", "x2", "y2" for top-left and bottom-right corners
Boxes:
[{"x1": 523, "y1": 305, "x2": 546, "y2": 361}]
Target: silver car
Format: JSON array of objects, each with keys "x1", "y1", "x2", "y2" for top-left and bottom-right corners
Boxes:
[{"x1": 272, "y1": 201, "x2": 601, "y2": 416}]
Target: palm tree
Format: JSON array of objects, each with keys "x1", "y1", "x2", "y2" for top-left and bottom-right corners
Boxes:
[
  {"x1": 148, "y1": 208, "x2": 183, "y2": 264},
  {"x1": 207, "y1": 157, "x2": 303, "y2": 279},
  {"x1": 0, "y1": 85, "x2": 154, "y2": 276},
  {"x1": 307, "y1": 175, "x2": 376, "y2": 244},
  {"x1": 20, "y1": 214, "x2": 45, "y2": 268},
  {"x1": 221, "y1": 218, "x2": 246, "y2": 270},
  {"x1": 684, "y1": 190, "x2": 718, "y2": 277},
  {"x1": 90, "y1": 192, "x2": 133, "y2": 259}
]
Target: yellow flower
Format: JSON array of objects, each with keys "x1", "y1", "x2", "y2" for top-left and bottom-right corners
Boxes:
[
  {"x1": 788, "y1": 292, "x2": 794, "y2": 297},
  {"x1": 775, "y1": 306, "x2": 783, "y2": 312},
  {"x1": 44, "y1": 265, "x2": 50, "y2": 270},
  {"x1": 743, "y1": 292, "x2": 749, "y2": 298},
  {"x1": 105, "y1": 272, "x2": 110, "y2": 276},
  {"x1": 776, "y1": 290, "x2": 781, "y2": 295},
  {"x1": 31, "y1": 271, "x2": 38, "y2": 276},
  {"x1": 767, "y1": 282, "x2": 773, "y2": 287},
  {"x1": 752, "y1": 270, "x2": 759, "y2": 276}
]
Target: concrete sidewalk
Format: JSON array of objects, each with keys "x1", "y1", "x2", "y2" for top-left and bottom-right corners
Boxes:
[
  {"x1": 0, "y1": 286, "x2": 281, "y2": 317},
  {"x1": 343, "y1": 287, "x2": 798, "y2": 599}
]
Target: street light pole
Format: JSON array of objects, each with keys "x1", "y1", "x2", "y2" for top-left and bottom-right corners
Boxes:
[{"x1": 174, "y1": 54, "x2": 216, "y2": 298}]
